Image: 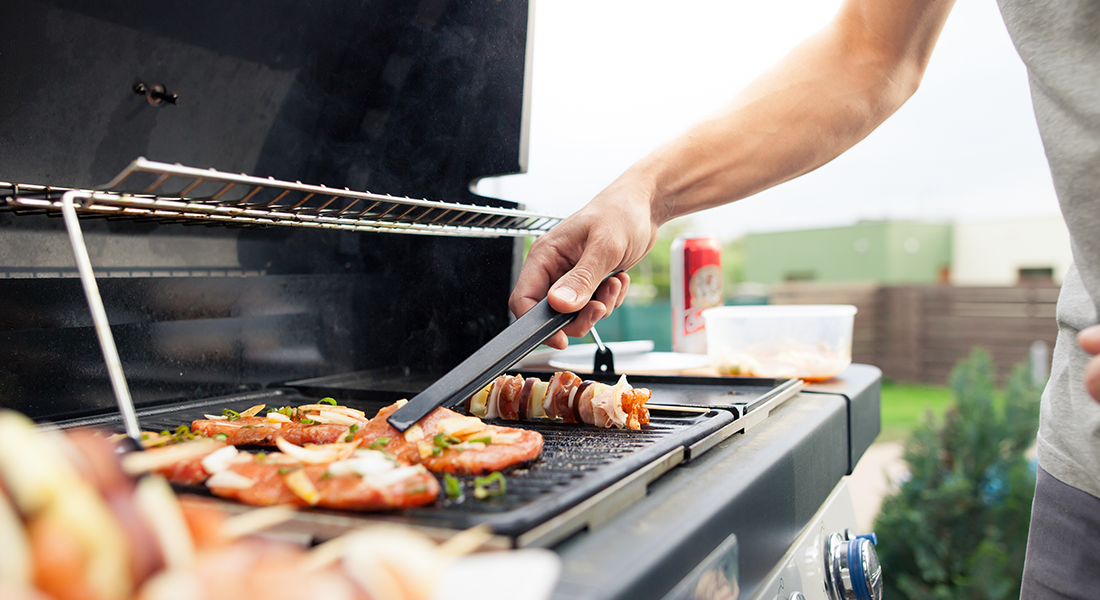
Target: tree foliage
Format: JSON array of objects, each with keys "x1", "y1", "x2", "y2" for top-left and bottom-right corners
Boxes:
[{"x1": 874, "y1": 348, "x2": 1040, "y2": 599}]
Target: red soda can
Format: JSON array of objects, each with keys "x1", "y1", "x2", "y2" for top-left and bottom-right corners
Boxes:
[{"x1": 670, "y1": 236, "x2": 723, "y2": 354}]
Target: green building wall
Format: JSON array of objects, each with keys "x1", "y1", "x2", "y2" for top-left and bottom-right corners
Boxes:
[{"x1": 743, "y1": 221, "x2": 952, "y2": 285}]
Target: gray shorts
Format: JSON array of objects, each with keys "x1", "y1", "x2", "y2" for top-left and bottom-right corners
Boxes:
[{"x1": 1020, "y1": 466, "x2": 1100, "y2": 599}]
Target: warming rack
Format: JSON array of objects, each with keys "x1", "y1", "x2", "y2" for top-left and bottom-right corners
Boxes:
[
  {"x1": 1, "y1": 158, "x2": 563, "y2": 439},
  {"x1": 1, "y1": 157, "x2": 562, "y2": 238}
]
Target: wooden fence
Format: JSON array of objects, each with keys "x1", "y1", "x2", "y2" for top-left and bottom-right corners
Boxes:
[{"x1": 769, "y1": 282, "x2": 1060, "y2": 385}]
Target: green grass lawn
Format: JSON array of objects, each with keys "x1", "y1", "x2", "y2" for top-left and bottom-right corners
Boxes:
[{"x1": 877, "y1": 381, "x2": 954, "y2": 443}]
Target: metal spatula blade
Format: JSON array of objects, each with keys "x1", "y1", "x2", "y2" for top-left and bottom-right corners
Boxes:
[{"x1": 386, "y1": 295, "x2": 578, "y2": 432}]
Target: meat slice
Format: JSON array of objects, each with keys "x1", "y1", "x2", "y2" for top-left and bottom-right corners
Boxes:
[
  {"x1": 354, "y1": 403, "x2": 543, "y2": 476},
  {"x1": 128, "y1": 440, "x2": 438, "y2": 511},
  {"x1": 210, "y1": 461, "x2": 438, "y2": 511},
  {"x1": 191, "y1": 418, "x2": 351, "y2": 446}
]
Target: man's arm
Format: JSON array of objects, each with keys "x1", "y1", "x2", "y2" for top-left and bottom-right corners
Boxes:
[{"x1": 511, "y1": 0, "x2": 957, "y2": 349}]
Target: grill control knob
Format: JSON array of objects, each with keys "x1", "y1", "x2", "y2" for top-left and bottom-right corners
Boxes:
[{"x1": 823, "y1": 531, "x2": 882, "y2": 600}]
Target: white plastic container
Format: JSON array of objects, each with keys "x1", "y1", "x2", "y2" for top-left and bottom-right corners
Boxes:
[{"x1": 702, "y1": 305, "x2": 857, "y2": 381}]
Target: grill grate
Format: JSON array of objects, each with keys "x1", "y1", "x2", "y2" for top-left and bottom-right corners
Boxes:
[
  {"x1": 1, "y1": 158, "x2": 561, "y2": 238},
  {"x1": 57, "y1": 388, "x2": 733, "y2": 547}
]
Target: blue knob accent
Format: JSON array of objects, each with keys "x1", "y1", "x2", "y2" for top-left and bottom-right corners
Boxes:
[
  {"x1": 857, "y1": 532, "x2": 878, "y2": 546},
  {"x1": 848, "y1": 539, "x2": 871, "y2": 600}
]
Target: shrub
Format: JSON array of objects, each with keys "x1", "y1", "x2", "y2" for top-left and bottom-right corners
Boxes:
[{"x1": 874, "y1": 348, "x2": 1040, "y2": 599}]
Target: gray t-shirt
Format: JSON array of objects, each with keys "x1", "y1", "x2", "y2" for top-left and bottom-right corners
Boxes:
[{"x1": 998, "y1": 0, "x2": 1100, "y2": 498}]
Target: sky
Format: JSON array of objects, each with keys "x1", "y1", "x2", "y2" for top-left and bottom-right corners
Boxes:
[{"x1": 475, "y1": 0, "x2": 1061, "y2": 241}]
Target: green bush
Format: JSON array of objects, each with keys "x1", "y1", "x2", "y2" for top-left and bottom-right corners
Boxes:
[{"x1": 874, "y1": 348, "x2": 1040, "y2": 599}]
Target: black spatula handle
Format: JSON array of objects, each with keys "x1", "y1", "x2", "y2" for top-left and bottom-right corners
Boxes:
[{"x1": 387, "y1": 294, "x2": 578, "y2": 432}]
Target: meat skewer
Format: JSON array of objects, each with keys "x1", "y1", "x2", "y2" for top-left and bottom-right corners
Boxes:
[{"x1": 468, "y1": 372, "x2": 651, "y2": 430}]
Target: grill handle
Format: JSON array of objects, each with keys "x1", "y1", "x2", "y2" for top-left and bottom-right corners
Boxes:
[{"x1": 387, "y1": 294, "x2": 579, "y2": 432}]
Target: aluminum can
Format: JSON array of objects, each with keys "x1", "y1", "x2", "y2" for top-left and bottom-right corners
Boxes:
[{"x1": 671, "y1": 236, "x2": 723, "y2": 354}]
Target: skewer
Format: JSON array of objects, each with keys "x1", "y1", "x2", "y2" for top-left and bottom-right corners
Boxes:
[{"x1": 61, "y1": 191, "x2": 141, "y2": 441}]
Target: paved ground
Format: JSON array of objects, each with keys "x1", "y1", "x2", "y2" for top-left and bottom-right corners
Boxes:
[{"x1": 848, "y1": 441, "x2": 908, "y2": 532}]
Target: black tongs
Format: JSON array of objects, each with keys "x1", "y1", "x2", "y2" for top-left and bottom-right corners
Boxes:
[{"x1": 387, "y1": 294, "x2": 579, "y2": 432}]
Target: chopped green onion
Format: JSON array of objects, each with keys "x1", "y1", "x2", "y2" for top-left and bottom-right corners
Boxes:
[
  {"x1": 213, "y1": 433, "x2": 228, "y2": 441},
  {"x1": 320, "y1": 397, "x2": 338, "y2": 406},
  {"x1": 344, "y1": 423, "x2": 359, "y2": 441},
  {"x1": 473, "y1": 472, "x2": 506, "y2": 500},
  {"x1": 319, "y1": 471, "x2": 333, "y2": 480},
  {"x1": 222, "y1": 408, "x2": 241, "y2": 421},
  {"x1": 468, "y1": 436, "x2": 492, "y2": 445},
  {"x1": 277, "y1": 466, "x2": 301, "y2": 475},
  {"x1": 443, "y1": 473, "x2": 463, "y2": 499},
  {"x1": 433, "y1": 433, "x2": 461, "y2": 456},
  {"x1": 369, "y1": 437, "x2": 391, "y2": 450},
  {"x1": 255, "y1": 452, "x2": 267, "y2": 462},
  {"x1": 300, "y1": 418, "x2": 315, "y2": 425}
]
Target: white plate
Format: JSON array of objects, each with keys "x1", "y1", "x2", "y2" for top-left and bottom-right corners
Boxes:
[
  {"x1": 513, "y1": 340, "x2": 654, "y2": 368},
  {"x1": 549, "y1": 351, "x2": 710, "y2": 375}
]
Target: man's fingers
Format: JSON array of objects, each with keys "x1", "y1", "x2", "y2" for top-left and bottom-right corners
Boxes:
[
  {"x1": 1085, "y1": 355, "x2": 1100, "y2": 403},
  {"x1": 545, "y1": 331, "x2": 569, "y2": 351},
  {"x1": 561, "y1": 300, "x2": 609, "y2": 340},
  {"x1": 1078, "y1": 324, "x2": 1100, "y2": 355},
  {"x1": 547, "y1": 244, "x2": 622, "y2": 314}
]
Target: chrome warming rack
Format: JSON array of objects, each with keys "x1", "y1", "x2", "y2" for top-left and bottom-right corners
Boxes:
[
  {"x1": 1, "y1": 157, "x2": 561, "y2": 237},
  {"x1": 1, "y1": 158, "x2": 563, "y2": 439}
]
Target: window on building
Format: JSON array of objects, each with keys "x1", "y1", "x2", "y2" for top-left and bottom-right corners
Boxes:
[{"x1": 1018, "y1": 267, "x2": 1054, "y2": 285}]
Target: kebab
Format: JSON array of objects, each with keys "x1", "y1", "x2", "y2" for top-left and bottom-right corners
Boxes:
[{"x1": 468, "y1": 372, "x2": 652, "y2": 430}]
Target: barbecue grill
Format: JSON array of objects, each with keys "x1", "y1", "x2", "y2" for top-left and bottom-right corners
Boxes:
[{"x1": 0, "y1": 2, "x2": 884, "y2": 598}]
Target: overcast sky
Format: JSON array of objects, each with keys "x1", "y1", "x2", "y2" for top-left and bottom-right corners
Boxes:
[{"x1": 476, "y1": 0, "x2": 1061, "y2": 241}]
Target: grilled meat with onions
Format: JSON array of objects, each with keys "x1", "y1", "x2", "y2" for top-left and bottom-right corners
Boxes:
[
  {"x1": 190, "y1": 402, "x2": 368, "y2": 447},
  {"x1": 352, "y1": 402, "x2": 544, "y2": 476},
  {"x1": 125, "y1": 438, "x2": 439, "y2": 511}
]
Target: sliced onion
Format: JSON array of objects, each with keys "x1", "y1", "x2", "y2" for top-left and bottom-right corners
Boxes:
[
  {"x1": 199, "y1": 445, "x2": 239, "y2": 475},
  {"x1": 201, "y1": 414, "x2": 227, "y2": 421},
  {"x1": 488, "y1": 432, "x2": 522, "y2": 445},
  {"x1": 134, "y1": 475, "x2": 195, "y2": 570},
  {"x1": 265, "y1": 412, "x2": 291, "y2": 423},
  {"x1": 0, "y1": 486, "x2": 31, "y2": 588},
  {"x1": 468, "y1": 383, "x2": 492, "y2": 418},
  {"x1": 486, "y1": 376, "x2": 504, "y2": 419},
  {"x1": 238, "y1": 404, "x2": 266, "y2": 418},
  {"x1": 282, "y1": 469, "x2": 320, "y2": 505},
  {"x1": 529, "y1": 381, "x2": 549, "y2": 419},
  {"x1": 436, "y1": 416, "x2": 486, "y2": 440},
  {"x1": 326, "y1": 451, "x2": 397, "y2": 478},
  {"x1": 274, "y1": 437, "x2": 359, "y2": 464},
  {"x1": 297, "y1": 405, "x2": 366, "y2": 419},
  {"x1": 403, "y1": 423, "x2": 425, "y2": 443},
  {"x1": 367, "y1": 465, "x2": 429, "y2": 489},
  {"x1": 306, "y1": 410, "x2": 361, "y2": 426},
  {"x1": 121, "y1": 440, "x2": 224, "y2": 476},
  {"x1": 206, "y1": 470, "x2": 256, "y2": 490}
]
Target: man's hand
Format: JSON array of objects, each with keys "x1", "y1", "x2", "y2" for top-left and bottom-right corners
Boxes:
[
  {"x1": 1079, "y1": 325, "x2": 1100, "y2": 402},
  {"x1": 508, "y1": 175, "x2": 660, "y2": 350}
]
